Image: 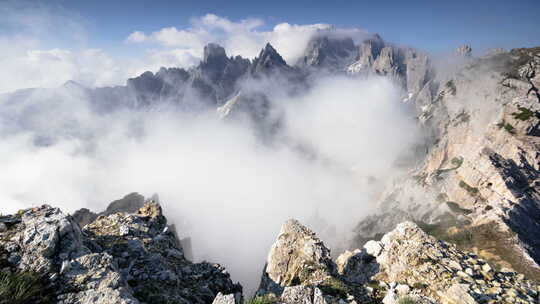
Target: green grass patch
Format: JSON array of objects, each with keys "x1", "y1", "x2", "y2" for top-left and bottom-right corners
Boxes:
[
  {"x1": 398, "y1": 296, "x2": 417, "y2": 304},
  {"x1": 319, "y1": 277, "x2": 349, "y2": 299},
  {"x1": 0, "y1": 271, "x2": 53, "y2": 304},
  {"x1": 246, "y1": 294, "x2": 278, "y2": 304}
]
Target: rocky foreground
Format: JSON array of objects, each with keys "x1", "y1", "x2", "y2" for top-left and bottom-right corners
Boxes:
[
  {"x1": 0, "y1": 200, "x2": 241, "y2": 304},
  {"x1": 1, "y1": 198, "x2": 539, "y2": 304}
]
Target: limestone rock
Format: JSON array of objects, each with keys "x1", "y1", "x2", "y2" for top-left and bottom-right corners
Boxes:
[
  {"x1": 260, "y1": 219, "x2": 335, "y2": 290},
  {"x1": 0, "y1": 202, "x2": 241, "y2": 304},
  {"x1": 353, "y1": 46, "x2": 540, "y2": 282},
  {"x1": 348, "y1": 222, "x2": 539, "y2": 304},
  {"x1": 212, "y1": 292, "x2": 243, "y2": 304},
  {"x1": 257, "y1": 219, "x2": 376, "y2": 304}
]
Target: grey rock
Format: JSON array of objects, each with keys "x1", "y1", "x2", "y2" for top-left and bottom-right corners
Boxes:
[
  {"x1": 456, "y1": 45, "x2": 473, "y2": 57},
  {"x1": 0, "y1": 202, "x2": 241, "y2": 304}
]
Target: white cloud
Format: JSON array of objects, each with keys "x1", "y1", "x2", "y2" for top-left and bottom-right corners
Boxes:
[
  {"x1": 0, "y1": 1, "x2": 132, "y2": 93},
  {"x1": 127, "y1": 13, "x2": 370, "y2": 64},
  {"x1": 0, "y1": 48, "x2": 128, "y2": 93},
  {"x1": 126, "y1": 31, "x2": 147, "y2": 43},
  {"x1": 0, "y1": 75, "x2": 420, "y2": 293}
]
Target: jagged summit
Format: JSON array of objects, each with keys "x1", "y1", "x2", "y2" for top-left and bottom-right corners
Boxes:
[
  {"x1": 250, "y1": 43, "x2": 289, "y2": 74},
  {"x1": 203, "y1": 43, "x2": 228, "y2": 65},
  {"x1": 298, "y1": 35, "x2": 356, "y2": 69}
]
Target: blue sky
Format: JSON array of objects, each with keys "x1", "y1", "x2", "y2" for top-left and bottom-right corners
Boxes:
[
  {"x1": 57, "y1": 0, "x2": 540, "y2": 53},
  {"x1": 0, "y1": 0, "x2": 539, "y2": 92}
]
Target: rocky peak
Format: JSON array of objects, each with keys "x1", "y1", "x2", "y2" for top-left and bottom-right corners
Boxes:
[
  {"x1": 357, "y1": 34, "x2": 385, "y2": 61},
  {"x1": 456, "y1": 45, "x2": 473, "y2": 57},
  {"x1": 298, "y1": 35, "x2": 356, "y2": 69},
  {"x1": 72, "y1": 192, "x2": 146, "y2": 227},
  {"x1": 251, "y1": 43, "x2": 288, "y2": 74},
  {"x1": 256, "y1": 219, "x2": 375, "y2": 304},
  {"x1": 203, "y1": 43, "x2": 228, "y2": 65},
  {"x1": 260, "y1": 219, "x2": 335, "y2": 289}
]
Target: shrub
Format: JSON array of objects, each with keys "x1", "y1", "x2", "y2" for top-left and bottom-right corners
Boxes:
[
  {"x1": 512, "y1": 107, "x2": 535, "y2": 121},
  {"x1": 496, "y1": 120, "x2": 516, "y2": 134},
  {"x1": 504, "y1": 123, "x2": 515, "y2": 134}
]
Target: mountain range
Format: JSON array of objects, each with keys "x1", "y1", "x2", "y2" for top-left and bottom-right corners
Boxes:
[{"x1": 1, "y1": 31, "x2": 540, "y2": 304}]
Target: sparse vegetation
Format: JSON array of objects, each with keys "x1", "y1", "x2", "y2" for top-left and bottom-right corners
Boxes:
[
  {"x1": 419, "y1": 218, "x2": 540, "y2": 282},
  {"x1": 496, "y1": 120, "x2": 516, "y2": 134},
  {"x1": 435, "y1": 156, "x2": 464, "y2": 178},
  {"x1": 450, "y1": 156, "x2": 464, "y2": 167},
  {"x1": 446, "y1": 202, "x2": 473, "y2": 215},
  {"x1": 0, "y1": 271, "x2": 53, "y2": 304},
  {"x1": 436, "y1": 193, "x2": 448, "y2": 203},
  {"x1": 512, "y1": 107, "x2": 535, "y2": 121},
  {"x1": 398, "y1": 296, "x2": 417, "y2": 304},
  {"x1": 319, "y1": 277, "x2": 349, "y2": 298},
  {"x1": 504, "y1": 123, "x2": 516, "y2": 134},
  {"x1": 446, "y1": 80, "x2": 457, "y2": 95},
  {"x1": 459, "y1": 180, "x2": 479, "y2": 196},
  {"x1": 246, "y1": 294, "x2": 278, "y2": 304},
  {"x1": 454, "y1": 111, "x2": 470, "y2": 125}
]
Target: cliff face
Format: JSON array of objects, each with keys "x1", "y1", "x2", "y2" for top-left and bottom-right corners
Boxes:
[
  {"x1": 0, "y1": 201, "x2": 241, "y2": 304},
  {"x1": 353, "y1": 47, "x2": 540, "y2": 281}
]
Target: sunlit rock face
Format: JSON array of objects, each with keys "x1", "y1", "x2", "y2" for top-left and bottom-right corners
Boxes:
[
  {"x1": 0, "y1": 200, "x2": 241, "y2": 304},
  {"x1": 353, "y1": 46, "x2": 540, "y2": 282}
]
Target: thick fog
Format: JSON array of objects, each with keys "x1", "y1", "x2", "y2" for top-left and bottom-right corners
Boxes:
[
  {"x1": 0, "y1": 1, "x2": 428, "y2": 293},
  {"x1": 0, "y1": 73, "x2": 421, "y2": 292}
]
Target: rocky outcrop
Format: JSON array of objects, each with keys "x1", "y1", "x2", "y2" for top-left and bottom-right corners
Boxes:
[
  {"x1": 346, "y1": 35, "x2": 433, "y2": 101},
  {"x1": 258, "y1": 219, "x2": 336, "y2": 292},
  {"x1": 350, "y1": 222, "x2": 539, "y2": 303},
  {"x1": 251, "y1": 219, "x2": 539, "y2": 304},
  {"x1": 72, "y1": 192, "x2": 146, "y2": 227},
  {"x1": 255, "y1": 219, "x2": 377, "y2": 304},
  {"x1": 0, "y1": 202, "x2": 241, "y2": 304}
]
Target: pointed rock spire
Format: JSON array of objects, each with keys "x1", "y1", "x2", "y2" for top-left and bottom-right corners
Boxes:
[{"x1": 251, "y1": 43, "x2": 288, "y2": 74}]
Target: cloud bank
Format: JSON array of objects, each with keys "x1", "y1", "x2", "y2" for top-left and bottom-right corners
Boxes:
[
  {"x1": 0, "y1": 74, "x2": 421, "y2": 293},
  {"x1": 0, "y1": 1, "x2": 420, "y2": 294}
]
